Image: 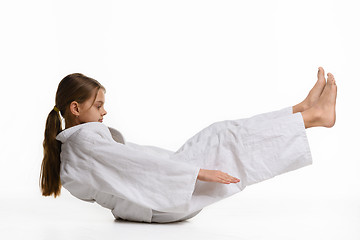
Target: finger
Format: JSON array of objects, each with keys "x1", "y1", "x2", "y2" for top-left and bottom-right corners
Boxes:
[
  {"x1": 227, "y1": 174, "x2": 240, "y2": 182},
  {"x1": 216, "y1": 171, "x2": 240, "y2": 184},
  {"x1": 231, "y1": 176, "x2": 240, "y2": 182},
  {"x1": 222, "y1": 173, "x2": 240, "y2": 183},
  {"x1": 228, "y1": 178, "x2": 240, "y2": 183},
  {"x1": 218, "y1": 176, "x2": 236, "y2": 184},
  {"x1": 217, "y1": 176, "x2": 230, "y2": 184},
  {"x1": 220, "y1": 179, "x2": 231, "y2": 184}
]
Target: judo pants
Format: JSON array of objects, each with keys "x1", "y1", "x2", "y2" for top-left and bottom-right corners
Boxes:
[{"x1": 151, "y1": 106, "x2": 312, "y2": 223}]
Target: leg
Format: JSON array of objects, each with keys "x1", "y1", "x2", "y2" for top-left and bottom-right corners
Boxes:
[{"x1": 293, "y1": 67, "x2": 327, "y2": 114}]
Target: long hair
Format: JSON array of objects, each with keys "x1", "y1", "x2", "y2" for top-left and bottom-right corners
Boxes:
[{"x1": 40, "y1": 73, "x2": 105, "y2": 197}]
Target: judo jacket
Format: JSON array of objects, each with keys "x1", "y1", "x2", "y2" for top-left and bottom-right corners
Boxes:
[{"x1": 56, "y1": 106, "x2": 312, "y2": 223}]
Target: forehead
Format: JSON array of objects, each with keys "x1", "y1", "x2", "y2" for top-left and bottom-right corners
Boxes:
[{"x1": 95, "y1": 89, "x2": 105, "y2": 101}]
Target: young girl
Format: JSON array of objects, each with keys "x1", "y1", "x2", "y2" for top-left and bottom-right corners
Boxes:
[{"x1": 40, "y1": 67, "x2": 337, "y2": 223}]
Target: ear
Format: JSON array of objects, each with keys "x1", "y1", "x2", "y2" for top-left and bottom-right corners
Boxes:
[{"x1": 69, "y1": 101, "x2": 80, "y2": 117}]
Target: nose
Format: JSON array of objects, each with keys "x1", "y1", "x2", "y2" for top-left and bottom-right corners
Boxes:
[{"x1": 102, "y1": 108, "x2": 107, "y2": 116}]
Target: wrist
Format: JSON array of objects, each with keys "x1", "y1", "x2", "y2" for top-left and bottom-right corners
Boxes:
[{"x1": 197, "y1": 169, "x2": 204, "y2": 180}]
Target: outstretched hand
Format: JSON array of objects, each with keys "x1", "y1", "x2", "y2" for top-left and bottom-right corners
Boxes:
[{"x1": 197, "y1": 169, "x2": 240, "y2": 184}]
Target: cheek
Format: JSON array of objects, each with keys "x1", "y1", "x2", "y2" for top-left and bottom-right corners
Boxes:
[
  {"x1": 81, "y1": 109, "x2": 99, "y2": 121},
  {"x1": 94, "y1": 108, "x2": 102, "y2": 117}
]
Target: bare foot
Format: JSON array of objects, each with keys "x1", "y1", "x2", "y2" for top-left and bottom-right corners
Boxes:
[
  {"x1": 301, "y1": 72, "x2": 337, "y2": 128},
  {"x1": 293, "y1": 67, "x2": 327, "y2": 113}
]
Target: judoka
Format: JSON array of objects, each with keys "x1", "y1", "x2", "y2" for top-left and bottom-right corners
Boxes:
[{"x1": 40, "y1": 67, "x2": 337, "y2": 223}]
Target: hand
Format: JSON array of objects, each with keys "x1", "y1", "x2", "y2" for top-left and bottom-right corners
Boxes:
[{"x1": 197, "y1": 169, "x2": 240, "y2": 184}]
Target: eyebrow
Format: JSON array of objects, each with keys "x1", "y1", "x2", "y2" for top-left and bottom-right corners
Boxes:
[{"x1": 95, "y1": 101, "x2": 104, "y2": 104}]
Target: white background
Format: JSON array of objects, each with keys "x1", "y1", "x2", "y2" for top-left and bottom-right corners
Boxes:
[{"x1": 0, "y1": 0, "x2": 359, "y2": 239}]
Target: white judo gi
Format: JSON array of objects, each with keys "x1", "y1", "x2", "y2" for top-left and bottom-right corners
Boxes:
[{"x1": 56, "y1": 106, "x2": 312, "y2": 223}]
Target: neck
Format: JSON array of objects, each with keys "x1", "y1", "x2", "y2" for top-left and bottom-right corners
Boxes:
[{"x1": 65, "y1": 118, "x2": 80, "y2": 129}]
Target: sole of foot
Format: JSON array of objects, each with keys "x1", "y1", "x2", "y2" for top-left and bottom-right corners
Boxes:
[{"x1": 311, "y1": 72, "x2": 337, "y2": 128}]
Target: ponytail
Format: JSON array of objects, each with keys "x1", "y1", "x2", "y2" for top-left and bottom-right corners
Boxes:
[
  {"x1": 40, "y1": 73, "x2": 105, "y2": 197},
  {"x1": 40, "y1": 108, "x2": 62, "y2": 197}
]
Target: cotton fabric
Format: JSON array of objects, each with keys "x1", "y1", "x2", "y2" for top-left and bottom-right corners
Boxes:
[{"x1": 56, "y1": 106, "x2": 312, "y2": 223}]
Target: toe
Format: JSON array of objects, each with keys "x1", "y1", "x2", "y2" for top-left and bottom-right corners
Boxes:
[
  {"x1": 327, "y1": 73, "x2": 336, "y2": 85},
  {"x1": 317, "y1": 67, "x2": 326, "y2": 82}
]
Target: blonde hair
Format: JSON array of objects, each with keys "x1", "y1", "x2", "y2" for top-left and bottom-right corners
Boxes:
[{"x1": 40, "y1": 73, "x2": 105, "y2": 197}]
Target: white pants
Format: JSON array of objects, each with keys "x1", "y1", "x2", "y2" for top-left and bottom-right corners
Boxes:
[{"x1": 151, "y1": 106, "x2": 312, "y2": 223}]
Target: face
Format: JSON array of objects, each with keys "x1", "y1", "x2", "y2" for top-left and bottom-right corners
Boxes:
[{"x1": 76, "y1": 89, "x2": 107, "y2": 124}]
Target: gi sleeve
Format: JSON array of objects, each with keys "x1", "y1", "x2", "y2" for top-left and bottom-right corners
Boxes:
[{"x1": 72, "y1": 128, "x2": 200, "y2": 213}]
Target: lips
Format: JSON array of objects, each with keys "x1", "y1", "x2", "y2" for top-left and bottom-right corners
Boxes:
[{"x1": 99, "y1": 119, "x2": 103, "y2": 123}]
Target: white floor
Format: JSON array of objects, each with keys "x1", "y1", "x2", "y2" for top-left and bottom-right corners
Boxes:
[{"x1": 1, "y1": 191, "x2": 359, "y2": 240}]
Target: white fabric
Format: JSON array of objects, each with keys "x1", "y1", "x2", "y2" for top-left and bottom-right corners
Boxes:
[{"x1": 57, "y1": 106, "x2": 312, "y2": 223}]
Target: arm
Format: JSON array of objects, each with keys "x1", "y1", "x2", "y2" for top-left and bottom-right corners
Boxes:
[
  {"x1": 71, "y1": 128, "x2": 200, "y2": 213},
  {"x1": 125, "y1": 142, "x2": 240, "y2": 184},
  {"x1": 197, "y1": 169, "x2": 240, "y2": 184}
]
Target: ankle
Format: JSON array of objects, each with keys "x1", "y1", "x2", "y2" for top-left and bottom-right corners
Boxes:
[
  {"x1": 301, "y1": 111, "x2": 312, "y2": 129},
  {"x1": 302, "y1": 106, "x2": 325, "y2": 129},
  {"x1": 301, "y1": 100, "x2": 311, "y2": 111},
  {"x1": 293, "y1": 101, "x2": 308, "y2": 114}
]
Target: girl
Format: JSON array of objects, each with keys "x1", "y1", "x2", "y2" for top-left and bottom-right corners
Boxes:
[{"x1": 40, "y1": 68, "x2": 337, "y2": 223}]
